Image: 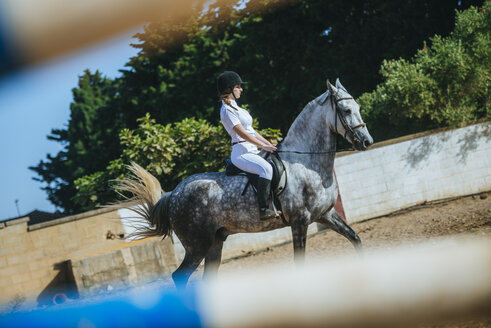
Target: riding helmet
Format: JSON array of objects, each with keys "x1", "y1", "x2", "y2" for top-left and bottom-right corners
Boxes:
[{"x1": 217, "y1": 71, "x2": 247, "y2": 95}]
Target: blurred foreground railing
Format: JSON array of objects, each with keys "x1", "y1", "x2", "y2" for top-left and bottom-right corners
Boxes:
[{"x1": 1, "y1": 235, "x2": 490, "y2": 327}]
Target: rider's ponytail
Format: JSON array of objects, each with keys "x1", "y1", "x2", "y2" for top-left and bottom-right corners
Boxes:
[{"x1": 220, "y1": 94, "x2": 240, "y2": 111}]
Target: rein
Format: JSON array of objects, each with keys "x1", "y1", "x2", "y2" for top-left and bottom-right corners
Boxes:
[{"x1": 277, "y1": 95, "x2": 366, "y2": 155}]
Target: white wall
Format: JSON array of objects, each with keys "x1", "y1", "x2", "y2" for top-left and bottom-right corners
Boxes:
[
  {"x1": 335, "y1": 122, "x2": 491, "y2": 223},
  {"x1": 119, "y1": 123, "x2": 491, "y2": 261},
  {"x1": 172, "y1": 225, "x2": 323, "y2": 262}
]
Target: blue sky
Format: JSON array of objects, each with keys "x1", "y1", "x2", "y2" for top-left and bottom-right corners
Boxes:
[{"x1": 0, "y1": 29, "x2": 140, "y2": 220}]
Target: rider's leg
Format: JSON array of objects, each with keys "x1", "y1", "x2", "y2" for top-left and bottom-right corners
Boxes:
[
  {"x1": 257, "y1": 177, "x2": 276, "y2": 220},
  {"x1": 231, "y1": 149, "x2": 275, "y2": 219}
]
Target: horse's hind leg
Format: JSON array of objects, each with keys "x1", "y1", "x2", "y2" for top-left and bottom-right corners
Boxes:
[
  {"x1": 317, "y1": 208, "x2": 362, "y2": 252},
  {"x1": 172, "y1": 251, "x2": 207, "y2": 289},
  {"x1": 203, "y1": 228, "x2": 229, "y2": 280},
  {"x1": 203, "y1": 239, "x2": 224, "y2": 281},
  {"x1": 172, "y1": 229, "x2": 215, "y2": 288}
]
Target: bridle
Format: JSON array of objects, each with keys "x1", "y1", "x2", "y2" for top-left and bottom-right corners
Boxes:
[
  {"x1": 278, "y1": 94, "x2": 367, "y2": 155},
  {"x1": 333, "y1": 95, "x2": 367, "y2": 145}
]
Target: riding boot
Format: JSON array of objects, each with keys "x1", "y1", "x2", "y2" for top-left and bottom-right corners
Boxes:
[{"x1": 257, "y1": 177, "x2": 276, "y2": 220}]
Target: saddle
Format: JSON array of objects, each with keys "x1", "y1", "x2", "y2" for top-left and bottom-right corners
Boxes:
[
  {"x1": 225, "y1": 152, "x2": 286, "y2": 196},
  {"x1": 225, "y1": 152, "x2": 288, "y2": 224}
]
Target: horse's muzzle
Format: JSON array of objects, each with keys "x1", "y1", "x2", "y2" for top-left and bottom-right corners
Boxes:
[{"x1": 354, "y1": 131, "x2": 373, "y2": 151}]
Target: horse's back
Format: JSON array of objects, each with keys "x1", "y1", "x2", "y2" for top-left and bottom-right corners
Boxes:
[
  {"x1": 168, "y1": 171, "x2": 283, "y2": 233},
  {"x1": 169, "y1": 171, "x2": 251, "y2": 216},
  {"x1": 172, "y1": 171, "x2": 247, "y2": 195}
]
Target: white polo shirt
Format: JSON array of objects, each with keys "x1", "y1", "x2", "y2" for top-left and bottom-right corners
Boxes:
[{"x1": 220, "y1": 100, "x2": 257, "y2": 144}]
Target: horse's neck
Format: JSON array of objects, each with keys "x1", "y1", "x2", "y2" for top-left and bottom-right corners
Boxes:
[{"x1": 280, "y1": 101, "x2": 336, "y2": 184}]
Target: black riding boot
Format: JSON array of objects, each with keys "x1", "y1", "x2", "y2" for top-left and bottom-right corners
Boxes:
[{"x1": 257, "y1": 177, "x2": 276, "y2": 220}]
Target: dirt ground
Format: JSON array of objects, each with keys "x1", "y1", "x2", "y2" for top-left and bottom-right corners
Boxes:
[
  {"x1": 212, "y1": 193, "x2": 491, "y2": 328},
  {"x1": 219, "y1": 193, "x2": 491, "y2": 271}
]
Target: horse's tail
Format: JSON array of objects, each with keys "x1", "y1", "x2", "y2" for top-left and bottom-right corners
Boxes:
[{"x1": 113, "y1": 162, "x2": 172, "y2": 239}]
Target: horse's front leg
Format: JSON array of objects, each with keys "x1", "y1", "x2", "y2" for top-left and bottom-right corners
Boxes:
[
  {"x1": 203, "y1": 238, "x2": 224, "y2": 281},
  {"x1": 316, "y1": 208, "x2": 362, "y2": 252},
  {"x1": 291, "y1": 218, "x2": 308, "y2": 265}
]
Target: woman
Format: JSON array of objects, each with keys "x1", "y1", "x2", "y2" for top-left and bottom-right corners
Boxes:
[{"x1": 217, "y1": 71, "x2": 277, "y2": 220}]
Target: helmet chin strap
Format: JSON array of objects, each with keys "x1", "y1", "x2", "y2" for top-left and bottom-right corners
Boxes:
[{"x1": 231, "y1": 86, "x2": 239, "y2": 102}]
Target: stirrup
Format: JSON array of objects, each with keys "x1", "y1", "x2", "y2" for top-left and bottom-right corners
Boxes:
[{"x1": 260, "y1": 208, "x2": 276, "y2": 220}]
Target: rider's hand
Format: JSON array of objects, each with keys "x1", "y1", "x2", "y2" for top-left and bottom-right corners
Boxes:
[{"x1": 263, "y1": 144, "x2": 277, "y2": 153}]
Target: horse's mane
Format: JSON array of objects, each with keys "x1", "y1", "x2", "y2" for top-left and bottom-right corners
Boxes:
[{"x1": 281, "y1": 94, "x2": 330, "y2": 149}]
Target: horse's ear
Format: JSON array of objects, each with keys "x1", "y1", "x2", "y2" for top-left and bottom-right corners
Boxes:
[
  {"x1": 326, "y1": 79, "x2": 336, "y2": 94},
  {"x1": 318, "y1": 79, "x2": 335, "y2": 105},
  {"x1": 335, "y1": 78, "x2": 347, "y2": 92}
]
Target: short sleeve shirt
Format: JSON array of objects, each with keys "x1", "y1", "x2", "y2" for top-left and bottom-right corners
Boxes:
[{"x1": 220, "y1": 100, "x2": 256, "y2": 143}]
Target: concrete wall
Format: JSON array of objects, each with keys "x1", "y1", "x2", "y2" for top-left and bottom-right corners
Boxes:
[
  {"x1": 0, "y1": 208, "x2": 127, "y2": 306},
  {"x1": 335, "y1": 122, "x2": 491, "y2": 223},
  {"x1": 173, "y1": 122, "x2": 490, "y2": 259},
  {"x1": 70, "y1": 237, "x2": 177, "y2": 297}
]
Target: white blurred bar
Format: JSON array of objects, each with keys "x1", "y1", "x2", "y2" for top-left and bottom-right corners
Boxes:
[{"x1": 199, "y1": 236, "x2": 491, "y2": 327}]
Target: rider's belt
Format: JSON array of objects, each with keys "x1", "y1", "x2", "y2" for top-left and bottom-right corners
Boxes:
[{"x1": 232, "y1": 140, "x2": 246, "y2": 146}]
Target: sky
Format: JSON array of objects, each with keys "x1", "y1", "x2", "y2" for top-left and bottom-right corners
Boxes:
[{"x1": 0, "y1": 29, "x2": 140, "y2": 221}]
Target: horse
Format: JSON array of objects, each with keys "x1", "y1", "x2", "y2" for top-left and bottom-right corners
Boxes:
[{"x1": 117, "y1": 78, "x2": 373, "y2": 288}]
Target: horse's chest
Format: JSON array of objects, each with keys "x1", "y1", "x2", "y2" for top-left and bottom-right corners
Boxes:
[
  {"x1": 283, "y1": 178, "x2": 336, "y2": 219},
  {"x1": 305, "y1": 184, "x2": 334, "y2": 207}
]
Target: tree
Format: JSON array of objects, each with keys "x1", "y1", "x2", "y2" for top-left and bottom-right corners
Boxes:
[
  {"x1": 72, "y1": 114, "x2": 282, "y2": 210},
  {"x1": 357, "y1": 1, "x2": 490, "y2": 141},
  {"x1": 116, "y1": 0, "x2": 484, "y2": 133},
  {"x1": 32, "y1": 0, "x2": 484, "y2": 213},
  {"x1": 30, "y1": 70, "x2": 120, "y2": 212}
]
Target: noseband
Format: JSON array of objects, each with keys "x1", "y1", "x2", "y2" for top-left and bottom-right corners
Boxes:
[{"x1": 333, "y1": 96, "x2": 366, "y2": 143}]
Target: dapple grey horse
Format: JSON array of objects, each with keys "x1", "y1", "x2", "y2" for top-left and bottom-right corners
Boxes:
[{"x1": 117, "y1": 79, "x2": 373, "y2": 287}]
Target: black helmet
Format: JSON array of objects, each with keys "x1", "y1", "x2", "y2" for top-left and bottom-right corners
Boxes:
[{"x1": 217, "y1": 71, "x2": 247, "y2": 94}]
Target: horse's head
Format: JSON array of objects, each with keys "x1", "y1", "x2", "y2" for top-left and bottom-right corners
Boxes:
[{"x1": 324, "y1": 79, "x2": 373, "y2": 151}]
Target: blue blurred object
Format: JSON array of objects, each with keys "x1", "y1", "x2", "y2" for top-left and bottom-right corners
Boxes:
[{"x1": 0, "y1": 287, "x2": 203, "y2": 328}]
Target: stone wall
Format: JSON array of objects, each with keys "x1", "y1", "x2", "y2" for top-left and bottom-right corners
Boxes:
[
  {"x1": 0, "y1": 208, "x2": 127, "y2": 306},
  {"x1": 69, "y1": 237, "x2": 177, "y2": 297}
]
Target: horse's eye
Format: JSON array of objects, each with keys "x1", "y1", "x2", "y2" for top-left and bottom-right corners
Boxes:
[{"x1": 345, "y1": 109, "x2": 352, "y2": 114}]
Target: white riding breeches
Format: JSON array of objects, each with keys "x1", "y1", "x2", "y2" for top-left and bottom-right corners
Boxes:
[{"x1": 231, "y1": 142, "x2": 273, "y2": 180}]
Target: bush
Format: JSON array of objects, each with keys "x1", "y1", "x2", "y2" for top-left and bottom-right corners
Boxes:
[
  {"x1": 358, "y1": 1, "x2": 490, "y2": 141},
  {"x1": 73, "y1": 114, "x2": 282, "y2": 210}
]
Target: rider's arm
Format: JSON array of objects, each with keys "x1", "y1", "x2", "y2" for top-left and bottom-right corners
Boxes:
[
  {"x1": 254, "y1": 130, "x2": 275, "y2": 147},
  {"x1": 233, "y1": 124, "x2": 277, "y2": 153}
]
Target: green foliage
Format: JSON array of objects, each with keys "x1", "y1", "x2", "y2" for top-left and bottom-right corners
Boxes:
[
  {"x1": 32, "y1": 0, "x2": 485, "y2": 213},
  {"x1": 29, "y1": 70, "x2": 121, "y2": 212},
  {"x1": 358, "y1": 1, "x2": 490, "y2": 140},
  {"x1": 119, "y1": 0, "x2": 483, "y2": 132},
  {"x1": 73, "y1": 114, "x2": 282, "y2": 210}
]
